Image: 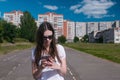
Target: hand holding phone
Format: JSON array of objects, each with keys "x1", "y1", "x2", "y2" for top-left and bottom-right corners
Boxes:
[
  {"x1": 41, "y1": 55, "x2": 51, "y2": 61},
  {"x1": 40, "y1": 56, "x2": 51, "y2": 66}
]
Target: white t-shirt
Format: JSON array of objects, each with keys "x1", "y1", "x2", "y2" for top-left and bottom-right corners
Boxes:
[{"x1": 31, "y1": 44, "x2": 66, "y2": 80}]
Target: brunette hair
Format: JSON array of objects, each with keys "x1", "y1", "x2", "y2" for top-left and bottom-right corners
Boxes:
[{"x1": 34, "y1": 21, "x2": 61, "y2": 66}]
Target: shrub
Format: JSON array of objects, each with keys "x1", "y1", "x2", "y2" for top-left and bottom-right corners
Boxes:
[
  {"x1": 58, "y1": 35, "x2": 66, "y2": 44},
  {"x1": 73, "y1": 36, "x2": 79, "y2": 43}
]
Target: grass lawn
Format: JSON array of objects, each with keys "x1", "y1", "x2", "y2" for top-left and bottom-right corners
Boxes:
[
  {"x1": 0, "y1": 42, "x2": 34, "y2": 55},
  {"x1": 64, "y1": 42, "x2": 120, "y2": 63}
]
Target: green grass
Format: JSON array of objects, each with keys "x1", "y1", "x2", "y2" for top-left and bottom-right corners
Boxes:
[
  {"x1": 64, "y1": 42, "x2": 120, "y2": 63},
  {"x1": 0, "y1": 42, "x2": 34, "y2": 55}
]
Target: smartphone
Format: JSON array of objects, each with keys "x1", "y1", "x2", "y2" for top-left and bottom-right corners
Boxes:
[{"x1": 41, "y1": 55, "x2": 51, "y2": 61}]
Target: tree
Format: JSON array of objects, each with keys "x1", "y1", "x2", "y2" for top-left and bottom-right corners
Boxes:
[
  {"x1": 3, "y1": 23, "x2": 17, "y2": 43},
  {"x1": 73, "y1": 36, "x2": 79, "y2": 43},
  {"x1": 0, "y1": 19, "x2": 4, "y2": 43},
  {"x1": 0, "y1": 26, "x2": 3, "y2": 43},
  {"x1": 16, "y1": 28, "x2": 21, "y2": 38},
  {"x1": 20, "y1": 11, "x2": 37, "y2": 42},
  {"x1": 58, "y1": 35, "x2": 66, "y2": 44},
  {"x1": 82, "y1": 34, "x2": 89, "y2": 42}
]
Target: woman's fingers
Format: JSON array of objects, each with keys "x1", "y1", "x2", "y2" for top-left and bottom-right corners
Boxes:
[
  {"x1": 48, "y1": 57, "x2": 55, "y2": 62},
  {"x1": 41, "y1": 59, "x2": 47, "y2": 67},
  {"x1": 41, "y1": 64, "x2": 46, "y2": 68},
  {"x1": 40, "y1": 57, "x2": 56, "y2": 68}
]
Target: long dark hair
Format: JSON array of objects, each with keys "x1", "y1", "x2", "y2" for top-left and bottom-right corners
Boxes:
[{"x1": 35, "y1": 21, "x2": 61, "y2": 66}]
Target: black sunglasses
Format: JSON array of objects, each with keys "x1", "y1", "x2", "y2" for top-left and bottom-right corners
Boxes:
[{"x1": 43, "y1": 35, "x2": 53, "y2": 40}]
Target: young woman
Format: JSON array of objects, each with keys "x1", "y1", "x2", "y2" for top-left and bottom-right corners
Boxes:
[{"x1": 31, "y1": 22, "x2": 67, "y2": 80}]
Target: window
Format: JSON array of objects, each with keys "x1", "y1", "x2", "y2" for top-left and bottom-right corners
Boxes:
[{"x1": 116, "y1": 39, "x2": 119, "y2": 41}]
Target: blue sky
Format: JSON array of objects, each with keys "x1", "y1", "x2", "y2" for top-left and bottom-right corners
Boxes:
[{"x1": 0, "y1": 0, "x2": 120, "y2": 22}]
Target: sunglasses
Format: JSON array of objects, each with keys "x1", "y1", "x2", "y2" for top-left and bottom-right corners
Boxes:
[{"x1": 43, "y1": 35, "x2": 53, "y2": 40}]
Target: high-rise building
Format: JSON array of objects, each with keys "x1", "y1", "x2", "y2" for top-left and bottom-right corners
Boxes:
[
  {"x1": 38, "y1": 12, "x2": 63, "y2": 39},
  {"x1": 98, "y1": 21, "x2": 112, "y2": 31},
  {"x1": 87, "y1": 22, "x2": 98, "y2": 34},
  {"x1": 75, "y1": 22, "x2": 86, "y2": 39},
  {"x1": 63, "y1": 20, "x2": 68, "y2": 38},
  {"x1": 3, "y1": 10, "x2": 23, "y2": 26},
  {"x1": 113, "y1": 20, "x2": 120, "y2": 28},
  {"x1": 103, "y1": 27, "x2": 120, "y2": 43},
  {"x1": 63, "y1": 20, "x2": 75, "y2": 42}
]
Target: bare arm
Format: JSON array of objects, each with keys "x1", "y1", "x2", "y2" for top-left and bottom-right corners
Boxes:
[{"x1": 58, "y1": 58, "x2": 67, "y2": 75}]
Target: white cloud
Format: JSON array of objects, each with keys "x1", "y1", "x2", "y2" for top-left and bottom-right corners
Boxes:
[
  {"x1": 103, "y1": 14, "x2": 115, "y2": 17},
  {"x1": 70, "y1": 4, "x2": 81, "y2": 10},
  {"x1": 70, "y1": 0, "x2": 115, "y2": 18},
  {"x1": 0, "y1": 0, "x2": 6, "y2": 2},
  {"x1": 44, "y1": 5, "x2": 58, "y2": 10}
]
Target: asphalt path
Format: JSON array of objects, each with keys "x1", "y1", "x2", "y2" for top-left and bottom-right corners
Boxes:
[
  {"x1": 65, "y1": 47, "x2": 120, "y2": 80},
  {"x1": 0, "y1": 47, "x2": 120, "y2": 80}
]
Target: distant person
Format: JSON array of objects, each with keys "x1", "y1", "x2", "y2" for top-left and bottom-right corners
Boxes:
[{"x1": 31, "y1": 21, "x2": 67, "y2": 80}]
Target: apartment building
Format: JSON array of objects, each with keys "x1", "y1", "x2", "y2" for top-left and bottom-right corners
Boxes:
[
  {"x1": 38, "y1": 12, "x2": 63, "y2": 39},
  {"x1": 63, "y1": 20, "x2": 75, "y2": 42},
  {"x1": 116, "y1": 20, "x2": 120, "y2": 27},
  {"x1": 98, "y1": 21, "x2": 112, "y2": 31},
  {"x1": 89, "y1": 31, "x2": 100, "y2": 43},
  {"x1": 112, "y1": 20, "x2": 120, "y2": 28},
  {"x1": 63, "y1": 20, "x2": 67, "y2": 38},
  {"x1": 3, "y1": 10, "x2": 23, "y2": 26},
  {"x1": 35, "y1": 20, "x2": 39, "y2": 27},
  {"x1": 75, "y1": 22, "x2": 86, "y2": 39},
  {"x1": 103, "y1": 27, "x2": 120, "y2": 43},
  {"x1": 89, "y1": 27, "x2": 120, "y2": 43},
  {"x1": 86, "y1": 22, "x2": 98, "y2": 34}
]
